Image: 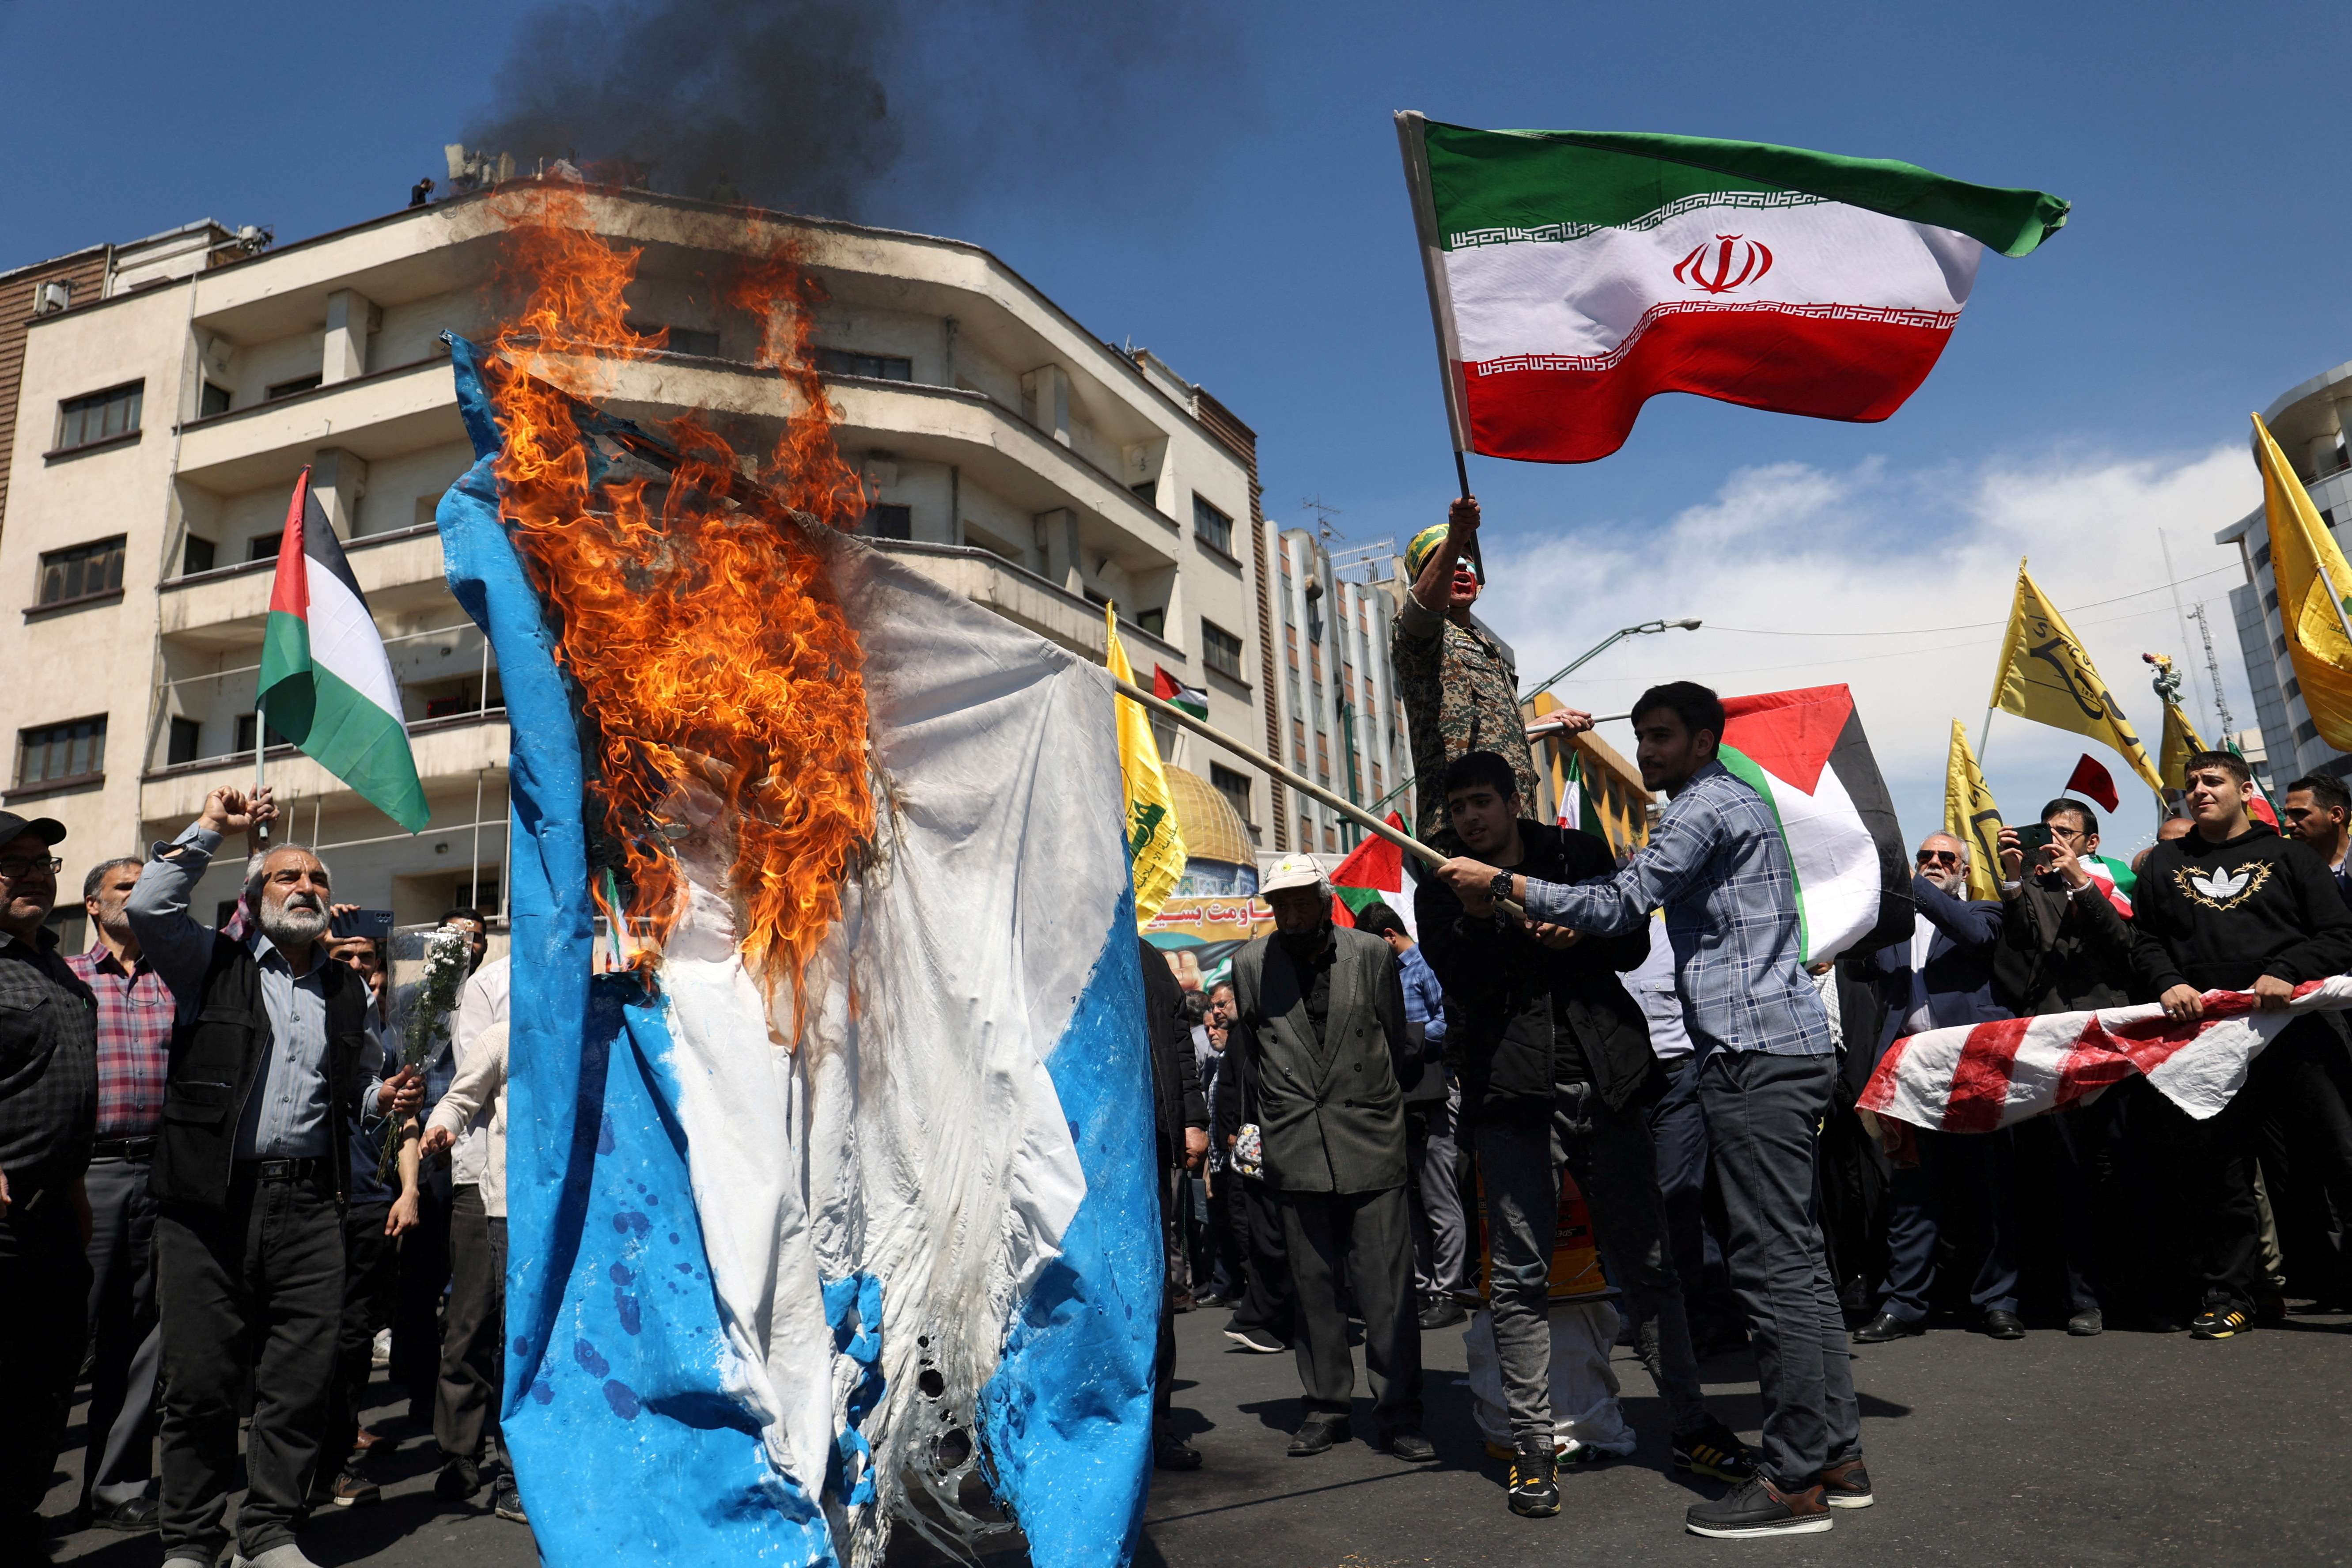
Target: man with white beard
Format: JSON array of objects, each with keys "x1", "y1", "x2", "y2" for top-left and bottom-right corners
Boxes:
[
  {"x1": 1852, "y1": 833, "x2": 2019, "y2": 1346},
  {"x1": 129, "y1": 786, "x2": 421, "y2": 1568}
]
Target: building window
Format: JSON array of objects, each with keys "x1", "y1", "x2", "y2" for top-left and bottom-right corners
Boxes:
[
  {"x1": 1201, "y1": 619, "x2": 1244, "y2": 682},
  {"x1": 816, "y1": 348, "x2": 912, "y2": 381},
  {"x1": 181, "y1": 536, "x2": 217, "y2": 576},
  {"x1": 36, "y1": 536, "x2": 125, "y2": 605},
  {"x1": 2264, "y1": 588, "x2": 2280, "y2": 614},
  {"x1": 1315, "y1": 731, "x2": 1332, "y2": 783},
  {"x1": 234, "y1": 713, "x2": 295, "y2": 753},
  {"x1": 2285, "y1": 676, "x2": 2303, "y2": 700},
  {"x1": 1129, "y1": 480, "x2": 1156, "y2": 504},
  {"x1": 1371, "y1": 761, "x2": 1383, "y2": 795},
  {"x1": 2296, "y1": 719, "x2": 2322, "y2": 746},
  {"x1": 199, "y1": 382, "x2": 232, "y2": 418},
  {"x1": 1192, "y1": 496, "x2": 1234, "y2": 557},
  {"x1": 16, "y1": 716, "x2": 106, "y2": 787},
  {"x1": 266, "y1": 374, "x2": 322, "y2": 401},
  {"x1": 864, "y1": 504, "x2": 912, "y2": 541},
  {"x1": 1292, "y1": 718, "x2": 1307, "y2": 763},
  {"x1": 56, "y1": 383, "x2": 143, "y2": 449},
  {"x1": 167, "y1": 717, "x2": 203, "y2": 765},
  {"x1": 248, "y1": 534, "x2": 282, "y2": 563},
  {"x1": 1209, "y1": 763, "x2": 1253, "y2": 826},
  {"x1": 1135, "y1": 608, "x2": 1165, "y2": 639},
  {"x1": 1323, "y1": 822, "x2": 1338, "y2": 852}
]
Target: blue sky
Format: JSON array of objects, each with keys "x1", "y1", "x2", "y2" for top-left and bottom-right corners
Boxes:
[{"x1": 7, "y1": 0, "x2": 2348, "y2": 845}]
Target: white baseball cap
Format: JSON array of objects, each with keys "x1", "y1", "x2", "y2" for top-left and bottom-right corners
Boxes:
[{"x1": 1259, "y1": 853, "x2": 1326, "y2": 894}]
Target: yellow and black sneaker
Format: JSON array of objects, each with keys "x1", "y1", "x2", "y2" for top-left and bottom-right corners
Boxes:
[
  {"x1": 1507, "y1": 1440, "x2": 1561, "y2": 1519},
  {"x1": 2190, "y1": 1303, "x2": 2253, "y2": 1340},
  {"x1": 1673, "y1": 1415, "x2": 1760, "y2": 1483}
]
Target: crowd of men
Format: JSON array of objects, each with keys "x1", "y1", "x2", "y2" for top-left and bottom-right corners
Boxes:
[
  {"x1": 0, "y1": 787, "x2": 521, "y2": 1567},
  {"x1": 7, "y1": 495, "x2": 2352, "y2": 1557},
  {"x1": 1137, "y1": 495, "x2": 2352, "y2": 1542}
]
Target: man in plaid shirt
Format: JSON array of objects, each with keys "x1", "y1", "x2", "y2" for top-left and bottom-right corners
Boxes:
[
  {"x1": 66, "y1": 857, "x2": 174, "y2": 1534},
  {"x1": 1435, "y1": 682, "x2": 1863, "y2": 1542}
]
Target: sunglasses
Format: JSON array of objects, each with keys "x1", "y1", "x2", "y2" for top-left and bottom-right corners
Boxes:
[{"x1": 1915, "y1": 850, "x2": 1961, "y2": 867}]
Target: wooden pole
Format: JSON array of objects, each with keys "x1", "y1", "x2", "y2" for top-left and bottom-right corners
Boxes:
[{"x1": 1111, "y1": 675, "x2": 1525, "y2": 917}]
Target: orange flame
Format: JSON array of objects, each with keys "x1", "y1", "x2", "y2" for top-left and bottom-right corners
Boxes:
[{"x1": 483, "y1": 184, "x2": 874, "y2": 1007}]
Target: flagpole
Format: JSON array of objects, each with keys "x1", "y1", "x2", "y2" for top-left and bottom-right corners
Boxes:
[
  {"x1": 252, "y1": 693, "x2": 269, "y2": 848},
  {"x1": 1397, "y1": 111, "x2": 1487, "y2": 581},
  {"x1": 1113, "y1": 674, "x2": 1524, "y2": 917}
]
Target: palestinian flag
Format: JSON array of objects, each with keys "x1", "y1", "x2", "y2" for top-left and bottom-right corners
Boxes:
[
  {"x1": 1153, "y1": 664, "x2": 1208, "y2": 720},
  {"x1": 1718, "y1": 686, "x2": 1911, "y2": 964},
  {"x1": 1396, "y1": 116, "x2": 2067, "y2": 462},
  {"x1": 257, "y1": 468, "x2": 429, "y2": 831},
  {"x1": 1330, "y1": 813, "x2": 1419, "y2": 939}
]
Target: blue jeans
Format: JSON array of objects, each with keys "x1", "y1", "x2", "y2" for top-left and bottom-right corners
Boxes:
[
  {"x1": 1697, "y1": 1049, "x2": 1860, "y2": 1489},
  {"x1": 1648, "y1": 1056, "x2": 1743, "y2": 1344}
]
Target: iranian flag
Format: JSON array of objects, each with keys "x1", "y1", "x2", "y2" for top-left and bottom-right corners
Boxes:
[
  {"x1": 1718, "y1": 686, "x2": 1911, "y2": 964},
  {"x1": 256, "y1": 467, "x2": 429, "y2": 831},
  {"x1": 1330, "y1": 812, "x2": 1419, "y2": 939},
  {"x1": 1395, "y1": 116, "x2": 2068, "y2": 462}
]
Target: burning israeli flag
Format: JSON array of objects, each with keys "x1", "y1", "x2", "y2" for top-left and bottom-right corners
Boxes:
[{"x1": 432, "y1": 200, "x2": 1157, "y2": 1568}]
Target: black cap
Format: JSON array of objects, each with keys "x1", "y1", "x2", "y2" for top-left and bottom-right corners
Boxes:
[{"x1": 0, "y1": 811, "x2": 67, "y2": 848}]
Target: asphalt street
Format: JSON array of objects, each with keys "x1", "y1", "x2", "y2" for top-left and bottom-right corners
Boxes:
[{"x1": 43, "y1": 1301, "x2": 2352, "y2": 1567}]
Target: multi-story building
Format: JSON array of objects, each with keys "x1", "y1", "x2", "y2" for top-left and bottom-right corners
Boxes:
[
  {"x1": 1270, "y1": 530, "x2": 1414, "y2": 854},
  {"x1": 2215, "y1": 359, "x2": 2352, "y2": 788},
  {"x1": 0, "y1": 184, "x2": 1284, "y2": 947}
]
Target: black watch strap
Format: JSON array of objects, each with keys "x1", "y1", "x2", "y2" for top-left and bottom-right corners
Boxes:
[{"x1": 1489, "y1": 869, "x2": 1515, "y2": 906}]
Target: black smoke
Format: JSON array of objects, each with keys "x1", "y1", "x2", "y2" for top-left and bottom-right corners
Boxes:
[{"x1": 465, "y1": 0, "x2": 1246, "y2": 222}]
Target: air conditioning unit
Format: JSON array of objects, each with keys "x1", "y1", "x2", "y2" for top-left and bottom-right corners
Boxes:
[{"x1": 34, "y1": 279, "x2": 71, "y2": 315}]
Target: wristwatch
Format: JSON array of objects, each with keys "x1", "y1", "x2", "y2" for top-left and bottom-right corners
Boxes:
[{"x1": 1489, "y1": 869, "x2": 1516, "y2": 907}]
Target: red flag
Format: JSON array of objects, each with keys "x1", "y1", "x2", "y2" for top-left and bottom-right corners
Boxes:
[
  {"x1": 2063, "y1": 754, "x2": 2119, "y2": 813},
  {"x1": 2250, "y1": 793, "x2": 2280, "y2": 830}
]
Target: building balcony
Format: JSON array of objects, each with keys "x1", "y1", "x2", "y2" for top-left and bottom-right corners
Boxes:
[
  {"x1": 174, "y1": 357, "x2": 466, "y2": 496},
  {"x1": 140, "y1": 709, "x2": 510, "y2": 827},
  {"x1": 159, "y1": 521, "x2": 452, "y2": 643},
  {"x1": 868, "y1": 538, "x2": 1181, "y2": 668}
]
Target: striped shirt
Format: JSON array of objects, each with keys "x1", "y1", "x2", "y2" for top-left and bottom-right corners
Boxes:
[
  {"x1": 1520, "y1": 761, "x2": 1832, "y2": 1058},
  {"x1": 65, "y1": 946, "x2": 173, "y2": 1139}
]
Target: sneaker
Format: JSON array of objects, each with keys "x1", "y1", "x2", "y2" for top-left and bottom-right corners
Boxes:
[
  {"x1": 1223, "y1": 1326, "x2": 1287, "y2": 1354},
  {"x1": 434, "y1": 1455, "x2": 484, "y2": 1501},
  {"x1": 2190, "y1": 1303, "x2": 2252, "y2": 1340},
  {"x1": 1814, "y1": 1458, "x2": 1874, "y2": 1509},
  {"x1": 1685, "y1": 1476, "x2": 1834, "y2": 1538},
  {"x1": 332, "y1": 1468, "x2": 382, "y2": 1507},
  {"x1": 1672, "y1": 1416, "x2": 1760, "y2": 1483},
  {"x1": 2067, "y1": 1308, "x2": 2104, "y2": 1337},
  {"x1": 1558, "y1": 1440, "x2": 1618, "y2": 1467},
  {"x1": 1507, "y1": 1440, "x2": 1560, "y2": 1518},
  {"x1": 493, "y1": 1473, "x2": 529, "y2": 1523}
]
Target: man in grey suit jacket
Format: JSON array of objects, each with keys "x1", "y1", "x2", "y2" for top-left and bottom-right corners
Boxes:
[{"x1": 1225, "y1": 854, "x2": 1434, "y2": 1463}]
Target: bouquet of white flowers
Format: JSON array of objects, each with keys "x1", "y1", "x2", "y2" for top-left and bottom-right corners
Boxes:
[{"x1": 402, "y1": 924, "x2": 473, "y2": 1071}]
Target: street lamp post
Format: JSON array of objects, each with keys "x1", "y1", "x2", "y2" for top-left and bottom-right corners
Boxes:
[{"x1": 1520, "y1": 618, "x2": 1704, "y2": 705}]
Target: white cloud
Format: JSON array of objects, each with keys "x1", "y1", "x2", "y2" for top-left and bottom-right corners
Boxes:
[{"x1": 1479, "y1": 443, "x2": 2263, "y2": 854}]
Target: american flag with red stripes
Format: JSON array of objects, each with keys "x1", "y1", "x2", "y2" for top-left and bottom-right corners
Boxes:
[{"x1": 1859, "y1": 976, "x2": 2352, "y2": 1131}]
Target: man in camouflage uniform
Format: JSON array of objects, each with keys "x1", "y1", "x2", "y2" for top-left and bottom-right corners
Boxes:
[{"x1": 1390, "y1": 497, "x2": 1588, "y2": 840}]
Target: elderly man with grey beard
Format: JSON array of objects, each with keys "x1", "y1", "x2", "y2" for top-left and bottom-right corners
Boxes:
[{"x1": 128, "y1": 786, "x2": 422, "y2": 1568}]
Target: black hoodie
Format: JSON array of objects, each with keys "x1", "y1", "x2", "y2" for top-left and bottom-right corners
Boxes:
[{"x1": 2128, "y1": 821, "x2": 2352, "y2": 996}]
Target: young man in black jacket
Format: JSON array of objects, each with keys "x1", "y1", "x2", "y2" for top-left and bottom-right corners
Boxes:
[
  {"x1": 1416, "y1": 752, "x2": 1754, "y2": 1519},
  {"x1": 2129, "y1": 751, "x2": 2352, "y2": 1338}
]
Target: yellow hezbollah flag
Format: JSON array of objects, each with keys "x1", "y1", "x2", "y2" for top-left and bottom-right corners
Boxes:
[
  {"x1": 1987, "y1": 561, "x2": 2163, "y2": 791},
  {"x1": 2255, "y1": 412, "x2": 2352, "y2": 753},
  {"x1": 1943, "y1": 720, "x2": 2003, "y2": 901},
  {"x1": 1106, "y1": 605, "x2": 1186, "y2": 923},
  {"x1": 2158, "y1": 697, "x2": 2208, "y2": 795}
]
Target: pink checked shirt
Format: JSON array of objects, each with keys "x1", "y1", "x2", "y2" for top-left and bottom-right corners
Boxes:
[{"x1": 65, "y1": 946, "x2": 174, "y2": 1139}]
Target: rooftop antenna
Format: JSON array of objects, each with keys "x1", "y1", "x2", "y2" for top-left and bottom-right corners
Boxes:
[
  {"x1": 2187, "y1": 601, "x2": 2236, "y2": 741},
  {"x1": 1300, "y1": 496, "x2": 1344, "y2": 540}
]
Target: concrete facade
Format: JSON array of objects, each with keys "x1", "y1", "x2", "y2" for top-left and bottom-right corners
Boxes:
[
  {"x1": 2214, "y1": 358, "x2": 2352, "y2": 788},
  {"x1": 0, "y1": 185, "x2": 1278, "y2": 943},
  {"x1": 1270, "y1": 531, "x2": 1413, "y2": 855}
]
